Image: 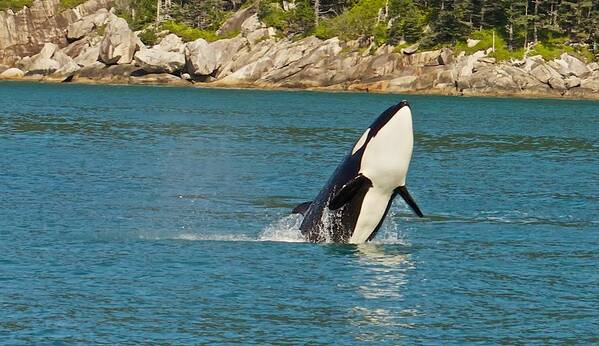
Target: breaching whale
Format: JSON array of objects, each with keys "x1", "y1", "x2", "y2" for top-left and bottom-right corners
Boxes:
[{"x1": 293, "y1": 100, "x2": 423, "y2": 243}]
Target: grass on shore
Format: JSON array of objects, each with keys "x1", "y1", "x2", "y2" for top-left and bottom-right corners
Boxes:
[
  {"x1": 0, "y1": 0, "x2": 32, "y2": 11},
  {"x1": 1, "y1": 0, "x2": 88, "y2": 12},
  {"x1": 58, "y1": 0, "x2": 87, "y2": 10},
  {"x1": 161, "y1": 21, "x2": 219, "y2": 42},
  {"x1": 453, "y1": 29, "x2": 595, "y2": 62}
]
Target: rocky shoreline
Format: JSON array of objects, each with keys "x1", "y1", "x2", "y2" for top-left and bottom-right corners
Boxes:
[{"x1": 1, "y1": 0, "x2": 599, "y2": 100}]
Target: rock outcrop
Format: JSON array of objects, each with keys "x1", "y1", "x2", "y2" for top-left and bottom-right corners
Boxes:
[
  {"x1": 0, "y1": 67, "x2": 24, "y2": 78},
  {"x1": 99, "y1": 14, "x2": 140, "y2": 64},
  {"x1": 135, "y1": 48, "x2": 185, "y2": 73},
  {"x1": 66, "y1": 8, "x2": 109, "y2": 41},
  {"x1": 185, "y1": 36, "x2": 246, "y2": 77},
  {"x1": 158, "y1": 34, "x2": 185, "y2": 53},
  {"x1": 216, "y1": 6, "x2": 256, "y2": 36},
  {"x1": 24, "y1": 42, "x2": 60, "y2": 74},
  {"x1": 1, "y1": 0, "x2": 598, "y2": 100},
  {"x1": 0, "y1": 0, "x2": 114, "y2": 65},
  {"x1": 74, "y1": 45, "x2": 100, "y2": 66}
]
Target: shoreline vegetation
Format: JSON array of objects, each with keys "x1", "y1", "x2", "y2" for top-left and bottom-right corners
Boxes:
[{"x1": 0, "y1": 0, "x2": 598, "y2": 100}]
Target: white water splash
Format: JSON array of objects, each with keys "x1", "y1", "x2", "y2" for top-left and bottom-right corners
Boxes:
[
  {"x1": 371, "y1": 210, "x2": 411, "y2": 245},
  {"x1": 257, "y1": 214, "x2": 306, "y2": 242},
  {"x1": 133, "y1": 206, "x2": 411, "y2": 244},
  {"x1": 136, "y1": 232, "x2": 255, "y2": 242}
]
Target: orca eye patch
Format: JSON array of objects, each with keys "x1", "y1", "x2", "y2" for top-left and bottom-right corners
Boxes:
[{"x1": 352, "y1": 128, "x2": 370, "y2": 154}]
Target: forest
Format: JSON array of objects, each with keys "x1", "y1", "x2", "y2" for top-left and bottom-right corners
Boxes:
[
  {"x1": 139, "y1": 0, "x2": 598, "y2": 60},
  {"x1": 2, "y1": 0, "x2": 597, "y2": 60}
]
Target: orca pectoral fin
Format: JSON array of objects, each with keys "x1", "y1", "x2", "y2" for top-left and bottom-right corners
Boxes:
[
  {"x1": 329, "y1": 174, "x2": 372, "y2": 210},
  {"x1": 396, "y1": 186, "x2": 424, "y2": 217},
  {"x1": 292, "y1": 201, "x2": 312, "y2": 215}
]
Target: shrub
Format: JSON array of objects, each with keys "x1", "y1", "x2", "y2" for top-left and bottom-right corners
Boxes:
[
  {"x1": 116, "y1": 0, "x2": 156, "y2": 31},
  {"x1": 453, "y1": 29, "x2": 523, "y2": 61},
  {"x1": 161, "y1": 20, "x2": 218, "y2": 42},
  {"x1": 0, "y1": 0, "x2": 33, "y2": 11},
  {"x1": 314, "y1": 0, "x2": 386, "y2": 41},
  {"x1": 139, "y1": 29, "x2": 158, "y2": 46},
  {"x1": 530, "y1": 36, "x2": 595, "y2": 62},
  {"x1": 58, "y1": 0, "x2": 86, "y2": 10},
  {"x1": 96, "y1": 24, "x2": 106, "y2": 36},
  {"x1": 258, "y1": 1, "x2": 289, "y2": 31},
  {"x1": 258, "y1": 0, "x2": 314, "y2": 36},
  {"x1": 454, "y1": 30, "x2": 595, "y2": 62},
  {"x1": 454, "y1": 29, "x2": 499, "y2": 55}
]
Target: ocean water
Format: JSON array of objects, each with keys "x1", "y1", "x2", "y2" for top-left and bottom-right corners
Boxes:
[{"x1": 1, "y1": 81, "x2": 598, "y2": 345}]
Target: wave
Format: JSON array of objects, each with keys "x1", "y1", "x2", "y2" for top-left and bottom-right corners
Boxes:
[
  {"x1": 257, "y1": 214, "x2": 306, "y2": 242},
  {"x1": 132, "y1": 210, "x2": 411, "y2": 244}
]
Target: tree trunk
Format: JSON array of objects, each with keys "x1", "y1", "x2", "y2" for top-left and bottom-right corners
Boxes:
[
  {"x1": 156, "y1": 0, "x2": 161, "y2": 25},
  {"x1": 533, "y1": 0, "x2": 538, "y2": 43},
  {"x1": 508, "y1": 3, "x2": 513, "y2": 51},
  {"x1": 479, "y1": 0, "x2": 485, "y2": 30},
  {"x1": 314, "y1": 0, "x2": 320, "y2": 26},
  {"x1": 523, "y1": 0, "x2": 529, "y2": 50}
]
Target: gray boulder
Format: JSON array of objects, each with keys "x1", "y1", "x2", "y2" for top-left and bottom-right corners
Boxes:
[
  {"x1": 67, "y1": 19, "x2": 95, "y2": 41},
  {"x1": 0, "y1": 67, "x2": 24, "y2": 79},
  {"x1": 62, "y1": 40, "x2": 91, "y2": 58},
  {"x1": 401, "y1": 43, "x2": 419, "y2": 55},
  {"x1": 530, "y1": 64, "x2": 563, "y2": 84},
  {"x1": 434, "y1": 69, "x2": 455, "y2": 87},
  {"x1": 185, "y1": 36, "x2": 246, "y2": 76},
  {"x1": 27, "y1": 58, "x2": 60, "y2": 75},
  {"x1": 455, "y1": 50, "x2": 486, "y2": 80},
  {"x1": 581, "y1": 76, "x2": 599, "y2": 91},
  {"x1": 467, "y1": 39, "x2": 480, "y2": 48},
  {"x1": 217, "y1": 6, "x2": 257, "y2": 36},
  {"x1": 73, "y1": 61, "x2": 107, "y2": 80},
  {"x1": 558, "y1": 53, "x2": 590, "y2": 77},
  {"x1": 184, "y1": 38, "x2": 213, "y2": 75},
  {"x1": 520, "y1": 55, "x2": 544, "y2": 72},
  {"x1": 246, "y1": 27, "x2": 276, "y2": 46},
  {"x1": 67, "y1": 9, "x2": 110, "y2": 41},
  {"x1": 74, "y1": 46, "x2": 101, "y2": 66},
  {"x1": 547, "y1": 76, "x2": 566, "y2": 90},
  {"x1": 564, "y1": 76, "x2": 581, "y2": 89},
  {"x1": 99, "y1": 14, "x2": 140, "y2": 65},
  {"x1": 130, "y1": 73, "x2": 189, "y2": 85},
  {"x1": 388, "y1": 75, "x2": 418, "y2": 90},
  {"x1": 240, "y1": 14, "x2": 262, "y2": 35},
  {"x1": 135, "y1": 48, "x2": 185, "y2": 73},
  {"x1": 439, "y1": 48, "x2": 454, "y2": 65},
  {"x1": 52, "y1": 50, "x2": 81, "y2": 76},
  {"x1": 25, "y1": 43, "x2": 60, "y2": 75},
  {"x1": 158, "y1": 34, "x2": 185, "y2": 53}
]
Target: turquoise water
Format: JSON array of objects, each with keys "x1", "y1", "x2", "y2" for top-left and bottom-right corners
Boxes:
[{"x1": 1, "y1": 82, "x2": 598, "y2": 344}]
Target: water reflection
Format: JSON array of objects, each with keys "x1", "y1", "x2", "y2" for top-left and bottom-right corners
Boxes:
[
  {"x1": 351, "y1": 243, "x2": 418, "y2": 342},
  {"x1": 354, "y1": 244, "x2": 413, "y2": 298}
]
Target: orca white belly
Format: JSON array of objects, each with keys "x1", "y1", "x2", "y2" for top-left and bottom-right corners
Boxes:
[{"x1": 348, "y1": 187, "x2": 392, "y2": 244}]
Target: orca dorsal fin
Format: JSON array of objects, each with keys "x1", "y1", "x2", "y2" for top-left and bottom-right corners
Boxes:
[
  {"x1": 292, "y1": 201, "x2": 312, "y2": 215},
  {"x1": 329, "y1": 174, "x2": 372, "y2": 210}
]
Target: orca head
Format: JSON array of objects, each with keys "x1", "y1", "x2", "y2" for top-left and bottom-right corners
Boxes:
[
  {"x1": 351, "y1": 100, "x2": 412, "y2": 157},
  {"x1": 351, "y1": 100, "x2": 414, "y2": 185},
  {"x1": 369, "y1": 100, "x2": 411, "y2": 138}
]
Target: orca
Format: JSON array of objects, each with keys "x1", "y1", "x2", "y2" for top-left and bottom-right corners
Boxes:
[{"x1": 293, "y1": 100, "x2": 423, "y2": 243}]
